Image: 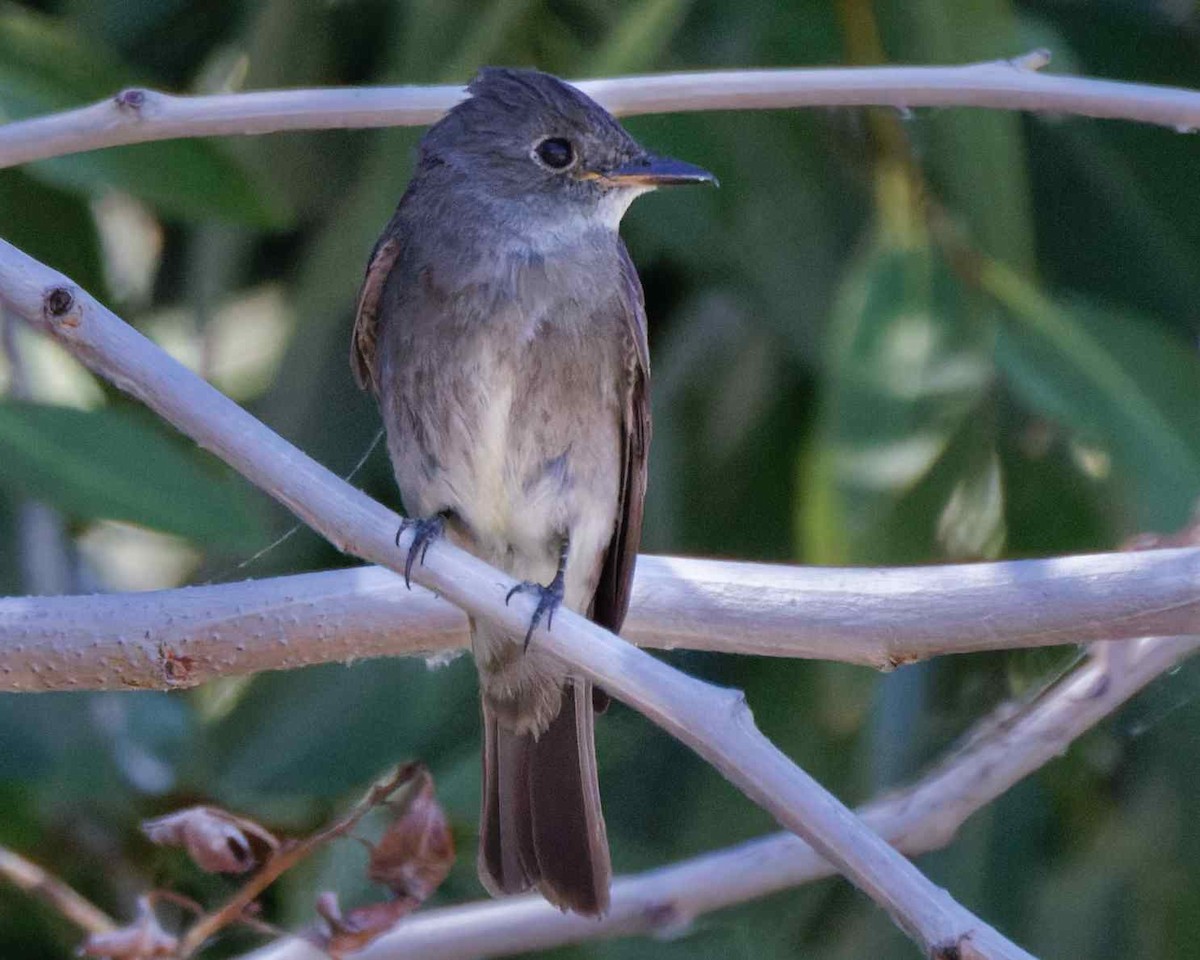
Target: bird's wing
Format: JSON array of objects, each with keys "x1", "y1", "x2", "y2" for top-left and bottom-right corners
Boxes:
[
  {"x1": 590, "y1": 241, "x2": 651, "y2": 634},
  {"x1": 350, "y1": 221, "x2": 404, "y2": 395}
]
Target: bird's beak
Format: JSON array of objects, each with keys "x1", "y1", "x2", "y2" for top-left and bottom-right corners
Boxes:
[{"x1": 593, "y1": 154, "x2": 718, "y2": 188}]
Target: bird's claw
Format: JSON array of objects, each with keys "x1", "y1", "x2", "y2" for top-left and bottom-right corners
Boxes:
[
  {"x1": 505, "y1": 573, "x2": 565, "y2": 651},
  {"x1": 395, "y1": 514, "x2": 446, "y2": 589}
]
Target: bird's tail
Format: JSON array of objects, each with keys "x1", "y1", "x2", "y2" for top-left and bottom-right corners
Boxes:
[{"x1": 478, "y1": 678, "x2": 611, "y2": 915}]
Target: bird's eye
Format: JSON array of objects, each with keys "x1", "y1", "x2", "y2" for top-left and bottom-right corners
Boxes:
[{"x1": 534, "y1": 137, "x2": 575, "y2": 170}]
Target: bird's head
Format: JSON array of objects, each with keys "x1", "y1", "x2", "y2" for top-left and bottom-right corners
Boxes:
[{"x1": 419, "y1": 67, "x2": 716, "y2": 232}]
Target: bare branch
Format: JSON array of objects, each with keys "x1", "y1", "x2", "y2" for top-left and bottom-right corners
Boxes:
[
  {"x1": 0, "y1": 843, "x2": 117, "y2": 936},
  {"x1": 238, "y1": 634, "x2": 1198, "y2": 960},
  {"x1": 0, "y1": 240, "x2": 1036, "y2": 957},
  {"x1": 1, "y1": 547, "x2": 1197, "y2": 691},
  {"x1": 4, "y1": 53, "x2": 1200, "y2": 169}
]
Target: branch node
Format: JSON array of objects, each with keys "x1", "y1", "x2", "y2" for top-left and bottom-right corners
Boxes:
[
  {"x1": 42, "y1": 286, "x2": 77, "y2": 325},
  {"x1": 720, "y1": 686, "x2": 753, "y2": 725},
  {"x1": 114, "y1": 88, "x2": 148, "y2": 114},
  {"x1": 643, "y1": 900, "x2": 693, "y2": 938},
  {"x1": 1011, "y1": 49, "x2": 1052, "y2": 72},
  {"x1": 932, "y1": 932, "x2": 985, "y2": 960},
  {"x1": 158, "y1": 643, "x2": 197, "y2": 687},
  {"x1": 882, "y1": 648, "x2": 921, "y2": 672}
]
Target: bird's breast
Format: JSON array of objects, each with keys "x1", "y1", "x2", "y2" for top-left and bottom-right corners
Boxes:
[
  {"x1": 383, "y1": 239, "x2": 626, "y2": 587},
  {"x1": 466, "y1": 347, "x2": 522, "y2": 547}
]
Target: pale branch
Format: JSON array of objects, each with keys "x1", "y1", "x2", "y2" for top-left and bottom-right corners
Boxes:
[
  {"x1": 1, "y1": 547, "x2": 1198, "y2": 692},
  {"x1": 5, "y1": 52, "x2": 1200, "y2": 169},
  {"x1": 0, "y1": 240, "x2": 1035, "y2": 958},
  {"x1": 0, "y1": 844, "x2": 117, "y2": 936},
  {"x1": 239, "y1": 634, "x2": 1199, "y2": 960}
]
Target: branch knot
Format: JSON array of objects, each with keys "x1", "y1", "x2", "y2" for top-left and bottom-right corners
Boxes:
[
  {"x1": 114, "y1": 88, "x2": 148, "y2": 113},
  {"x1": 1011, "y1": 49, "x2": 1052, "y2": 72},
  {"x1": 932, "y1": 932, "x2": 983, "y2": 960},
  {"x1": 42, "y1": 286, "x2": 77, "y2": 324}
]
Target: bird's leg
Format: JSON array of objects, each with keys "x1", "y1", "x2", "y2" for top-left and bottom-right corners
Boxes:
[
  {"x1": 505, "y1": 536, "x2": 569, "y2": 651},
  {"x1": 395, "y1": 510, "x2": 454, "y2": 588}
]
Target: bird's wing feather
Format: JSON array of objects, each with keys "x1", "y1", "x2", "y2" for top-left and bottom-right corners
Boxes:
[
  {"x1": 350, "y1": 222, "x2": 404, "y2": 395},
  {"x1": 590, "y1": 241, "x2": 651, "y2": 634}
]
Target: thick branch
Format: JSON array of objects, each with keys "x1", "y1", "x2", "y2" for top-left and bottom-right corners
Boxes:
[
  {"x1": 1, "y1": 547, "x2": 1197, "y2": 691},
  {"x1": 239, "y1": 635, "x2": 1198, "y2": 960},
  {"x1": 0, "y1": 240, "x2": 1033, "y2": 957},
  {"x1": 5, "y1": 53, "x2": 1200, "y2": 168}
]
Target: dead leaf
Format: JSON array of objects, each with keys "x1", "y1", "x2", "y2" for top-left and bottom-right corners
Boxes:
[
  {"x1": 79, "y1": 898, "x2": 177, "y2": 959},
  {"x1": 367, "y1": 767, "x2": 454, "y2": 900},
  {"x1": 141, "y1": 805, "x2": 279, "y2": 874},
  {"x1": 305, "y1": 768, "x2": 454, "y2": 957},
  {"x1": 313, "y1": 891, "x2": 420, "y2": 957}
]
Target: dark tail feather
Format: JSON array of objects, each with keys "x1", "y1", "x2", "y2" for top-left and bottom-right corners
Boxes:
[
  {"x1": 478, "y1": 681, "x2": 611, "y2": 915},
  {"x1": 530, "y1": 681, "x2": 611, "y2": 914},
  {"x1": 479, "y1": 708, "x2": 536, "y2": 897}
]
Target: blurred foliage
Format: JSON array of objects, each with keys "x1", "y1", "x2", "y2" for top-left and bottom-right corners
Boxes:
[
  {"x1": 0, "y1": 400, "x2": 265, "y2": 549},
  {"x1": 2, "y1": 0, "x2": 1200, "y2": 957}
]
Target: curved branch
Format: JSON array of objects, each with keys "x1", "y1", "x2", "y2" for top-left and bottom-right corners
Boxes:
[
  {"x1": 4, "y1": 52, "x2": 1200, "y2": 168},
  {"x1": 0, "y1": 240, "x2": 1033, "y2": 957},
  {"x1": 1, "y1": 547, "x2": 1197, "y2": 691},
  {"x1": 238, "y1": 635, "x2": 1198, "y2": 960}
]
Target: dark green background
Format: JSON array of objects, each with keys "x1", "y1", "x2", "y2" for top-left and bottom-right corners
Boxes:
[{"x1": 1, "y1": 0, "x2": 1199, "y2": 956}]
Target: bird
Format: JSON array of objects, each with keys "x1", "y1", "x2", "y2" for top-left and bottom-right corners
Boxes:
[{"x1": 351, "y1": 66, "x2": 714, "y2": 915}]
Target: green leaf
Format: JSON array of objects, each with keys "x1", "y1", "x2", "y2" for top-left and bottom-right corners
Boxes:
[
  {"x1": 0, "y1": 5, "x2": 289, "y2": 227},
  {"x1": 434, "y1": 0, "x2": 541, "y2": 83},
  {"x1": 33, "y1": 140, "x2": 290, "y2": 228},
  {"x1": 0, "y1": 401, "x2": 266, "y2": 550},
  {"x1": 988, "y1": 267, "x2": 1200, "y2": 530},
  {"x1": 623, "y1": 106, "x2": 863, "y2": 355},
  {"x1": 1025, "y1": 112, "x2": 1200, "y2": 326},
  {"x1": 800, "y1": 237, "x2": 1002, "y2": 564},
  {"x1": 584, "y1": 0, "x2": 693, "y2": 76},
  {"x1": 0, "y1": 168, "x2": 105, "y2": 295},
  {"x1": 205, "y1": 657, "x2": 477, "y2": 798},
  {"x1": 874, "y1": 0, "x2": 1036, "y2": 274}
]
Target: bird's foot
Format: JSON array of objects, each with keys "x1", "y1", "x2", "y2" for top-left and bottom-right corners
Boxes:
[
  {"x1": 395, "y1": 513, "x2": 447, "y2": 588},
  {"x1": 505, "y1": 570, "x2": 565, "y2": 651}
]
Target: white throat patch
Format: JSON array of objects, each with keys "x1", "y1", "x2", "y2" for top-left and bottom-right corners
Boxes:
[{"x1": 595, "y1": 185, "x2": 653, "y2": 229}]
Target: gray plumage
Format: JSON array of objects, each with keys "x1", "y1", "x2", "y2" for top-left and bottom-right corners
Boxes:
[{"x1": 352, "y1": 67, "x2": 712, "y2": 915}]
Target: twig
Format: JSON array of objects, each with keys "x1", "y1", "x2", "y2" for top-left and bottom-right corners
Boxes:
[
  {"x1": 177, "y1": 765, "x2": 420, "y2": 957},
  {"x1": 0, "y1": 241, "x2": 1035, "y2": 957},
  {"x1": 237, "y1": 633, "x2": 1198, "y2": 960},
  {"x1": 0, "y1": 547, "x2": 1197, "y2": 691},
  {"x1": 4, "y1": 53, "x2": 1200, "y2": 169},
  {"x1": 0, "y1": 843, "x2": 117, "y2": 935}
]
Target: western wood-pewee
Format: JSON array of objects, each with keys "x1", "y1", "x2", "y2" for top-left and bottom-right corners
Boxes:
[{"x1": 351, "y1": 67, "x2": 714, "y2": 915}]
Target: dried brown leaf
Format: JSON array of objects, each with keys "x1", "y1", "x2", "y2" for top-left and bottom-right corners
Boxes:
[
  {"x1": 302, "y1": 769, "x2": 453, "y2": 957},
  {"x1": 141, "y1": 805, "x2": 279, "y2": 874},
  {"x1": 79, "y1": 898, "x2": 177, "y2": 959},
  {"x1": 313, "y1": 891, "x2": 419, "y2": 957},
  {"x1": 367, "y1": 767, "x2": 454, "y2": 900},
  {"x1": 175, "y1": 765, "x2": 424, "y2": 958}
]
